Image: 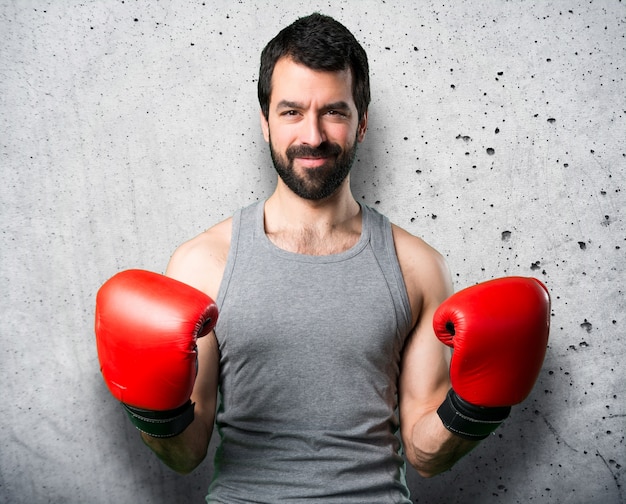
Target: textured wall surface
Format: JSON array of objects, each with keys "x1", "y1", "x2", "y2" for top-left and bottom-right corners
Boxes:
[{"x1": 1, "y1": 1, "x2": 624, "y2": 503}]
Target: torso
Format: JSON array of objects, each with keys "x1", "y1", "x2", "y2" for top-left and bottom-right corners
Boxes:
[
  {"x1": 207, "y1": 200, "x2": 414, "y2": 503},
  {"x1": 264, "y1": 218, "x2": 362, "y2": 256},
  {"x1": 185, "y1": 202, "x2": 428, "y2": 329}
]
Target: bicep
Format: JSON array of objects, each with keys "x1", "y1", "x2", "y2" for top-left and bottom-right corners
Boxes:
[
  {"x1": 190, "y1": 330, "x2": 220, "y2": 428},
  {"x1": 166, "y1": 244, "x2": 221, "y2": 429},
  {"x1": 399, "y1": 309, "x2": 451, "y2": 425},
  {"x1": 163, "y1": 224, "x2": 230, "y2": 426},
  {"x1": 396, "y1": 237, "x2": 454, "y2": 432}
]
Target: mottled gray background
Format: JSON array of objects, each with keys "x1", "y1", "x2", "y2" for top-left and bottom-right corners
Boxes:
[{"x1": 1, "y1": 1, "x2": 624, "y2": 503}]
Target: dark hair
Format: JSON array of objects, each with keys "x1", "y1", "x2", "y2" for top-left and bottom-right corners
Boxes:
[{"x1": 258, "y1": 13, "x2": 370, "y2": 121}]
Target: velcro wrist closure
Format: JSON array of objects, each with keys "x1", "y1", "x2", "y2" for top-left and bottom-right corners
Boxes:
[
  {"x1": 437, "y1": 389, "x2": 511, "y2": 441},
  {"x1": 123, "y1": 400, "x2": 195, "y2": 438}
]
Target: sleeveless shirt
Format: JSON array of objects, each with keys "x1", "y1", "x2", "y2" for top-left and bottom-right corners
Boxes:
[{"x1": 208, "y1": 200, "x2": 413, "y2": 503}]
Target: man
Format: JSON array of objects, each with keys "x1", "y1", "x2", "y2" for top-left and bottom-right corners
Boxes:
[{"x1": 95, "y1": 13, "x2": 549, "y2": 503}]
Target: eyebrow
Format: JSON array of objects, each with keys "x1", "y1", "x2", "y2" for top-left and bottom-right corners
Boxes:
[{"x1": 275, "y1": 100, "x2": 352, "y2": 112}]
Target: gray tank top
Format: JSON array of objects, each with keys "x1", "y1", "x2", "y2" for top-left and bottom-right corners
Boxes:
[{"x1": 209, "y1": 200, "x2": 413, "y2": 503}]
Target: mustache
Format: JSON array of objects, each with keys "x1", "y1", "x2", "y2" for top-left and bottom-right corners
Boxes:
[{"x1": 286, "y1": 142, "x2": 342, "y2": 160}]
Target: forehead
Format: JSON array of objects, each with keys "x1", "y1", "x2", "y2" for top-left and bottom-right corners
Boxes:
[{"x1": 269, "y1": 57, "x2": 354, "y2": 106}]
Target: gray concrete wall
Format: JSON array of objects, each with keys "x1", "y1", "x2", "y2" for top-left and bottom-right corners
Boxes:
[{"x1": 1, "y1": 1, "x2": 624, "y2": 503}]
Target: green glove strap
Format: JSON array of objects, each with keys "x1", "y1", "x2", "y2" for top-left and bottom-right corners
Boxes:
[
  {"x1": 123, "y1": 400, "x2": 194, "y2": 438},
  {"x1": 437, "y1": 389, "x2": 511, "y2": 440}
]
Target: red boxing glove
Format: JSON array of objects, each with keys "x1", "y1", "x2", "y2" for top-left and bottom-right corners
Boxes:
[
  {"x1": 433, "y1": 277, "x2": 550, "y2": 439},
  {"x1": 95, "y1": 269, "x2": 218, "y2": 437}
]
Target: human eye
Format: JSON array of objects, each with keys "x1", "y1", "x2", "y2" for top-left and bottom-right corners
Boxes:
[
  {"x1": 280, "y1": 109, "x2": 300, "y2": 118},
  {"x1": 324, "y1": 103, "x2": 351, "y2": 119}
]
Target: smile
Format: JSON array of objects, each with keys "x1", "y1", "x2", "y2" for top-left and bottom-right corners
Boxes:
[{"x1": 295, "y1": 157, "x2": 332, "y2": 168}]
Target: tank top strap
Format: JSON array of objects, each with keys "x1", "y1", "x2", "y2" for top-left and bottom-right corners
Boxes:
[
  {"x1": 361, "y1": 204, "x2": 413, "y2": 336},
  {"x1": 216, "y1": 200, "x2": 263, "y2": 308}
]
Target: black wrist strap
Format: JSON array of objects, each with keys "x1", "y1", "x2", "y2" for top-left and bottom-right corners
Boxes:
[
  {"x1": 437, "y1": 389, "x2": 511, "y2": 441},
  {"x1": 123, "y1": 400, "x2": 195, "y2": 438}
]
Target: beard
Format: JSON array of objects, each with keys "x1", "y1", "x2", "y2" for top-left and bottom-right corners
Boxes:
[{"x1": 269, "y1": 133, "x2": 359, "y2": 201}]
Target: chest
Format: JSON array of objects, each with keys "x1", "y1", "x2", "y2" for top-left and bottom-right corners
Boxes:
[
  {"x1": 265, "y1": 226, "x2": 361, "y2": 256},
  {"x1": 215, "y1": 250, "x2": 405, "y2": 380}
]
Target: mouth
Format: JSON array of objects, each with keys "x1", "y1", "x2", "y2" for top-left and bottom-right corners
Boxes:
[
  {"x1": 295, "y1": 156, "x2": 331, "y2": 168},
  {"x1": 287, "y1": 142, "x2": 342, "y2": 168}
]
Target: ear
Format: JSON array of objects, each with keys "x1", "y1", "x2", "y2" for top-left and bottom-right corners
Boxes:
[
  {"x1": 260, "y1": 108, "x2": 270, "y2": 143},
  {"x1": 357, "y1": 110, "x2": 368, "y2": 142}
]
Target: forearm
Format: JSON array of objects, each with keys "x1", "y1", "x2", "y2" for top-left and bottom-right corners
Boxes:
[
  {"x1": 404, "y1": 409, "x2": 478, "y2": 478},
  {"x1": 140, "y1": 415, "x2": 213, "y2": 475}
]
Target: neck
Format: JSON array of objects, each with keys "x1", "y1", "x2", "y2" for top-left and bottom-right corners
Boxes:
[{"x1": 264, "y1": 179, "x2": 362, "y2": 255}]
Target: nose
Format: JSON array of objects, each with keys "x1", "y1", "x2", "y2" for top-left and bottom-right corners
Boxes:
[{"x1": 299, "y1": 115, "x2": 326, "y2": 147}]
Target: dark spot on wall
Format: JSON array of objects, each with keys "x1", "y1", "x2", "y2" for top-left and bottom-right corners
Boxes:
[
  {"x1": 487, "y1": 147, "x2": 495, "y2": 155},
  {"x1": 580, "y1": 319, "x2": 592, "y2": 333},
  {"x1": 531, "y1": 261, "x2": 541, "y2": 270},
  {"x1": 547, "y1": 118, "x2": 556, "y2": 123},
  {"x1": 578, "y1": 241, "x2": 587, "y2": 250},
  {"x1": 501, "y1": 230, "x2": 512, "y2": 241}
]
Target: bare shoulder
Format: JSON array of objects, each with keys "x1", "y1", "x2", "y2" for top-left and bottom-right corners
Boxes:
[
  {"x1": 391, "y1": 224, "x2": 450, "y2": 286},
  {"x1": 165, "y1": 217, "x2": 233, "y2": 300},
  {"x1": 391, "y1": 224, "x2": 453, "y2": 325}
]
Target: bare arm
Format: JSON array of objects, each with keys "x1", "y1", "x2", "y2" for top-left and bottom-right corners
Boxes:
[
  {"x1": 394, "y1": 226, "x2": 478, "y2": 477},
  {"x1": 399, "y1": 311, "x2": 479, "y2": 477},
  {"x1": 140, "y1": 332, "x2": 220, "y2": 474},
  {"x1": 140, "y1": 220, "x2": 231, "y2": 474}
]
